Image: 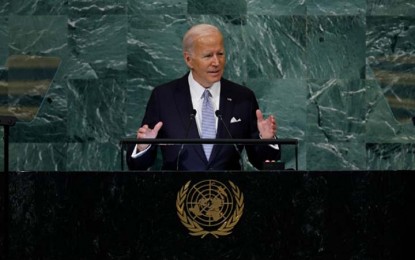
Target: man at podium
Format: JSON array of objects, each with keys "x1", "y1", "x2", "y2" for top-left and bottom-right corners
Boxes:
[{"x1": 127, "y1": 24, "x2": 280, "y2": 171}]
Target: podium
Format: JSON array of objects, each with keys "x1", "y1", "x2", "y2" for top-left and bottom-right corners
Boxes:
[
  {"x1": 1, "y1": 170, "x2": 414, "y2": 259},
  {"x1": 120, "y1": 138, "x2": 299, "y2": 171}
]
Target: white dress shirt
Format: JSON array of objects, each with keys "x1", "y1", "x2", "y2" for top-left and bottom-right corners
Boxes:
[{"x1": 188, "y1": 71, "x2": 220, "y2": 135}]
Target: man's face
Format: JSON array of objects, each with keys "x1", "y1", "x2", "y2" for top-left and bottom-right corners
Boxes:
[{"x1": 184, "y1": 31, "x2": 226, "y2": 88}]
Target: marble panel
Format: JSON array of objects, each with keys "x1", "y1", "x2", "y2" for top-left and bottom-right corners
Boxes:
[
  {"x1": 247, "y1": 0, "x2": 306, "y2": 15},
  {"x1": 367, "y1": 0, "x2": 415, "y2": 16},
  {"x1": 8, "y1": 15, "x2": 67, "y2": 55},
  {"x1": 9, "y1": 0, "x2": 68, "y2": 15},
  {"x1": 0, "y1": 1, "x2": 9, "y2": 15},
  {"x1": 188, "y1": 0, "x2": 247, "y2": 15},
  {"x1": 367, "y1": 143, "x2": 415, "y2": 170},
  {"x1": 9, "y1": 143, "x2": 68, "y2": 171},
  {"x1": 306, "y1": 15, "x2": 366, "y2": 79},
  {"x1": 245, "y1": 15, "x2": 306, "y2": 79},
  {"x1": 307, "y1": 0, "x2": 366, "y2": 15},
  {"x1": 307, "y1": 79, "x2": 367, "y2": 143},
  {"x1": 66, "y1": 142, "x2": 121, "y2": 171},
  {"x1": 127, "y1": 14, "x2": 188, "y2": 86},
  {"x1": 69, "y1": 0, "x2": 126, "y2": 16},
  {"x1": 66, "y1": 79, "x2": 127, "y2": 143},
  {"x1": 128, "y1": 0, "x2": 187, "y2": 15},
  {"x1": 68, "y1": 15, "x2": 127, "y2": 80},
  {"x1": 64, "y1": 24, "x2": 98, "y2": 81},
  {"x1": 61, "y1": 54, "x2": 99, "y2": 80},
  {"x1": 306, "y1": 141, "x2": 366, "y2": 170}
]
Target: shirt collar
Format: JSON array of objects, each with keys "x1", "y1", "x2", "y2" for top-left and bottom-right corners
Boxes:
[{"x1": 188, "y1": 71, "x2": 220, "y2": 100}]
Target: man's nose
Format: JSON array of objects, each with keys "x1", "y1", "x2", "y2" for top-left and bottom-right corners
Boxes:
[{"x1": 212, "y1": 55, "x2": 220, "y2": 65}]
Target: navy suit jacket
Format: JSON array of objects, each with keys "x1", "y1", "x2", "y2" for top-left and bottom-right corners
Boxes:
[{"x1": 126, "y1": 73, "x2": 280, "y2": 171}]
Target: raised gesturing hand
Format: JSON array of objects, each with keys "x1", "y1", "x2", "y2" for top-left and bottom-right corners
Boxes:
[
  {"x1": 256, "y1": 109, "x2": 277, "y2": 139},
  {"x1": 136, "y1": 122, "x2": 163, "y2": 152}
]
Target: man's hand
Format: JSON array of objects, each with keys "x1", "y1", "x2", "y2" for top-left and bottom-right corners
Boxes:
[
  {"x1": 256, "y1": 109, "x2": 277, "y2": 139},
  {"x1": 136, "y1": 122, "x2": 163, "y2": 152}
]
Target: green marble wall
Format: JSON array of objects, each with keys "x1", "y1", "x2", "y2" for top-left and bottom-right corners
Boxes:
[{"x1": 0, "y1": 0, "x2": 414, "y2": 171}]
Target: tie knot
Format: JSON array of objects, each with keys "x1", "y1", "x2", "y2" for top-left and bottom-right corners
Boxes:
[{"x1": 203, "y1": 89, "x2": 211, "y2": 99}]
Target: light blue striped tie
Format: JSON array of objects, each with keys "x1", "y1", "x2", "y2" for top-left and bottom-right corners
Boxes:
[{"x1": 201, "y1": 89, "x2": 216, "y2": 159}]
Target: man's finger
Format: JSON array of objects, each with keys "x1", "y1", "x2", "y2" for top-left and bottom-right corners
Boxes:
[
  {"x1": 256, "y1": 109, "x2": 264, "y2": 122},
  {"x1": 153, "y1": 121, "x2": 163, "y2": 133},
  {"x1": 141, "y1": 124, "x2": 149, "y2": 131}
]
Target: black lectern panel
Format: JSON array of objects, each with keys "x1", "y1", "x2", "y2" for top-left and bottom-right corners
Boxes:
[{"x1": 4, "y1": 171, "x2": 415, "y2": 259}]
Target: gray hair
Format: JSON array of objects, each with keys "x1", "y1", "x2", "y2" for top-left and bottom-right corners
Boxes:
[{"x1": 182, "y1": 24, "x2": 222, "y2": 54}]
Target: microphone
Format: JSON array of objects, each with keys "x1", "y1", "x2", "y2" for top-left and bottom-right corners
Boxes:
[
  {"x1": 176, "y1": 109, "x2": 197, "y2": 171},
  {"x1": 215, "y1": 110, "x2": 244, "y2": 171}
]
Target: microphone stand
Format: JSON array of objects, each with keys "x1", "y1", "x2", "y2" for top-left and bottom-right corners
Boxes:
[
  {"x1": 0, "y1": 116, "x2": 16, "y2": 260},
  {"x1": 215, "y1": 111, "x2": 244, "y2": 171},
  {"x1": 176, "y1": 110, "x2": 196, "y2": 171}
]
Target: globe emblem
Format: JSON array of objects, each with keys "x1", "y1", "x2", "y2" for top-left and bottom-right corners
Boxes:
[{"x1": 185, "y1": 180, "x2": 234, "y2": 228}]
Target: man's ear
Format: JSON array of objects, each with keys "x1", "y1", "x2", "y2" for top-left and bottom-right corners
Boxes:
[{"x1": 183, "y1": 52, "x2": 193, "y2": 69}]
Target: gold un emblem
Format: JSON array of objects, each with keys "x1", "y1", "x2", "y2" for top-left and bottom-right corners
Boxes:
[{"x1": 176, "y1": 179, "x2": 244, "y2": 238}]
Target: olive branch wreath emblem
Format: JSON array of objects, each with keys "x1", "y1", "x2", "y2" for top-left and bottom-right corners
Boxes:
[{"x1": 176, "y1": 180, "x2": 244, "y2": 238}]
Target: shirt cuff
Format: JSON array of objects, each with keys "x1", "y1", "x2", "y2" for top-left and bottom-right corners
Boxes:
[
  {"x1": 131, "y1": 144, "x2": 151, "y2": 158},
  {"x1": 259, "y1": 134, "x2": 279, "y2": 150}
]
